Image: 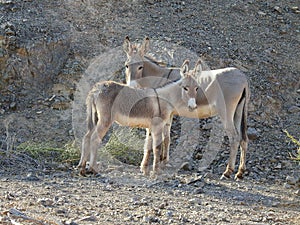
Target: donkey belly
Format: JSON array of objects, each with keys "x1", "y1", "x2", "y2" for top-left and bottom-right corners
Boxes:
[{"x1": 114, "y1": 113, "x2": 153, "y2": 128}]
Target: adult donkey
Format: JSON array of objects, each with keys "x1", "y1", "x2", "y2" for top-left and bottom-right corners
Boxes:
[
  {"x1": 123, "y1": 37, "x2": 250, "y2": 180},
  {"x1": 78, "y1": 60, "x2": 201, "y2": 177}
]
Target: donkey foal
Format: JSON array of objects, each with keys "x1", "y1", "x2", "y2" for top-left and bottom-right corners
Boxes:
[{"x1": 78, "y1": 60, "x2": 200, "y2": 177}]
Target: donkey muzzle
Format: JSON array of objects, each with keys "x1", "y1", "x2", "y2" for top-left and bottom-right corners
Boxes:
[{"x1": 188, "y1": 98, "x2": 197, "y2": 111}]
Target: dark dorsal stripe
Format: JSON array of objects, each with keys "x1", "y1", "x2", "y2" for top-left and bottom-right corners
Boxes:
[
  {"x1": 166, "y1": 69, "x2": 173, "y2": 80},
  {"x1": 153, "y1": 88, "x2": 161, "y2": 116}
]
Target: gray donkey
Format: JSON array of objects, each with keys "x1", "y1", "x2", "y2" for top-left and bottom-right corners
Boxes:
[
  {"x1": 78, "y1": 60, "x2": 202, "y2": 177},
  {"x1": 123, "y1": 37, "x2": 250, "y2": 180}
]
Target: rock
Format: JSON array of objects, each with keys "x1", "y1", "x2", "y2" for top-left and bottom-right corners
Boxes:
[
  {"x1": 38, "y1": 198, "x2": 54, "y2": 207},
  {"x1": 166, "y1": 211, "x2": 173, "y2": 217},
  {"x1": 78, "y1": 216, "x2": 97, "y2": 222},
  {"x1": 287, "y1": 106, "x2": 300, "y2": 113},
  {"x1": 158, "y1": 202, "x2": 167, "y2": 209},
  {"x1": 274, "y1": 6, "x2": 282, "y2": 13},
  {"x1": 274, "y1": 163, "x2": 282, "y2": 169},
  {"x1": 286, "y1": 175, "x2": 298, "y2": 185},
  {"x1": 247, "y1": 127, "x2": 259, "y2": 140},
  {"x1": 188, "y1": 198, "x2": 201, "y2": 205},
  {"x1": 65, "y1": 220, "x2": 79, "y2": 225},
  {"x1": 24, "y1": 173, "x2": 40, "y2": 181},
  {"x1": 51, "y1": 101, "x2": 71, "y2": 110},
  {"x1": 9, "y1": 102, "x2": 17, "y2": 110},
  {"x1": 283, "y1": 182, "x2": 292, "y2": 189},
  {"x1": 193, "y1": 188, "x2": 204, "y2": 194},
  {"x1": 180, "y1": 162, "x2": 192, "y2": 171},
  {"x1": 202, "y1": 123, "x2": 213, "y2": 130},
  {"x1": 258, "y1": 11, "x2": 267, "y2": 16},
  {"x1": 266, "y1": 95, "x2": 277, "y2": 104}
]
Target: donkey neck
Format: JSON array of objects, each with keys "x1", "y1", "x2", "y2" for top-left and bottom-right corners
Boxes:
[{"x1": 143, "y1": 58, "x2": 171, "y2": 77}]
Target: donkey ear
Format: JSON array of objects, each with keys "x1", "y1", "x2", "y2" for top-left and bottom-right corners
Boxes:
[
  {"x1": 180, "y1": 60, "x2": 190, "y2": 77},
  {"x1": 194, "y1": 59, "x2": 203, "y2": 76},
  {"x1": 140, "y1": 37, "x2": 150, "y2": 56},
  {"x1": 123, "y1": 36, "x2": 132, "y2": 54}
]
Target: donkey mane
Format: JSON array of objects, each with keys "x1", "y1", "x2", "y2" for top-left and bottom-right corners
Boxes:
[
  {"x1": 144, "y1": 55, "x2": 163, "y2": 66},
  {"x1": 149, "y1": 75, "x2": 182, "y2": 90}
]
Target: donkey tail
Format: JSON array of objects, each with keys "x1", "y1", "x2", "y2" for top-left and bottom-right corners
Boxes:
[
  {"x1": 240, "y1": 84, "x2": 250, "y2": 141},
  {"x1": 86, "y1": 93, "x2": 98, "y2": 131}
]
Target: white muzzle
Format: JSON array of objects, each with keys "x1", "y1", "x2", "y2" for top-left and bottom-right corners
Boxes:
[{"x1": 188, "y1": 98, "x2": 197, "y2": 110}]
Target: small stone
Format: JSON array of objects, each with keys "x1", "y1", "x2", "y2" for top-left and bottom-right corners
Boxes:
[
  {"x1": 38, "y1": 198, "x2": 54, "y2": 207},
  {"x1": 274, "y1": 163, "x2": 282, "y2": 169},
  {"x1": 9, "y1": 102, "x2": 17, "y2": 110},
  {"x1": 193, "y1": 188, "x2": 204, "y2": 194},
  {"x1": 274, "y1": 6, "x2": 282, "y2": 13},
  {"x1": 188, "y1": 198, "x2": 201, "y2": 205},
  {"x1": 158, "y1": 203, "x2": 166, "y2": 209},
  {"x1": 180, "y1": 162, "x2": 191, "y2": 171},
  {"x1": 258, "y1": 11, "x2": 266, "y2": 16},
  {"x1": 286, "y1": 175, "x2": 298, "y2": 185},
  {"x1": 266, "y1": 95, "x2": 276, "y2": 104},
  {"x1": 166, "y1": 211, "x2": 173, "y2": 217},
  {"x1": 65, "y1": 220, "x2": 79, "y2": 225},
  {"x1": 270, "y1": 158, "x2": 277, "y2": 163},
  {"x1": 78, "y1": 216, "x2": 97, "y2": 222},
  {"x1": 124, "y1": 216, "x2": 133, "y2": 221},
  {"x1": 56, "y1": 209, "x2": 67, "y2": 215},
  {"x1": 247, "y1": 127, "x2": 259, "y2": 140},
  {"x1": 24, "y1": 173, "x2": 40, "y2": 181},
  {"x1": 287, "y1": 106, "x2": 300, "y2": 113},
  {"x1": 202, "y1": 123, "x2": 213, "y2": 130},
  {"x1": 283, "y1": 182, "x2": 291, "y2": 189}
]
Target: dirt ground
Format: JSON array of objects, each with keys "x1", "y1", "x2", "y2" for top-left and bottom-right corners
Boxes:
[{"x1": 0, "y1": 0, "x2": 300, "y2": 224}]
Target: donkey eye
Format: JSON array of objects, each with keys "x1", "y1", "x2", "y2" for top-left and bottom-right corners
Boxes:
[
  {"x1": 125, "y1": 65, "x2": 129, "y2": 69},
  {"x1": 196, "y1": 87, "x2": 199, "y2": 91},
  {"x1": 138, "y1": 66, "x2": 143, "y2": 70},
  {"x1": 183, "y1": 87, "x2": 188, "y2": 91}
]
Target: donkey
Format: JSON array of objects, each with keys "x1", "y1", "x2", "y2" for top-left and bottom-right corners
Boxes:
[
  {"x1": 78, "y1": 60, "x2": 201, "y2": 177},
  {"x1": 123, "y1": 37, "x2": 250, "y2": 180}
]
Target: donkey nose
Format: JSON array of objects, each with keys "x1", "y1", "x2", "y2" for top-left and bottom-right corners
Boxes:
[{"x1": 188, "y1": 98, "x2": 197, "y2": 111}]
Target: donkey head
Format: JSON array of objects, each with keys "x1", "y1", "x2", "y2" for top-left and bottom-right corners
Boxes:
[
  {"x1": 179, "y1": 59, "x2": 202, "y2": 111},
  {"x1": 123, "y1": 36, "x2": 149, "y2": 87}
]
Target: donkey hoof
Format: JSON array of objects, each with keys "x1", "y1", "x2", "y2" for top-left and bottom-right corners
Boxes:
[
  {"x1": 87, "y1": 168, "x2": 99, "y2": 176},
  {"x1": 150, "y1": 171, "x2": 158, "y2": 180},
  {"x1": 140, "y1": 166, "x2": 150, "y2": 176},
  {"x1": 79, "y1": 168, "x2": 87, "y2": 177},
  {"x1": 220, "y1": 173, "x2": 230, "y2": 180},
  {"x1": 234, "y1": 173, "x2": 244, "y2": 181}
]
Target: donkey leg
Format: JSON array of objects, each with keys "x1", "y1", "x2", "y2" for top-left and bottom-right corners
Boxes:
[
  {"x1": 235, "y1": 138, "x2": 248, "y2": 180},
  {"x1": 89, "y1": 121, "x2": 111, "y2": 175},
  {"x1": 78, "y1": 130, "x2": 94, "y2": 176},
  {"x1": 140, "y1": 128, "x2": 152, "y2": 176},
  {"x1": 222, "y1": 127, "x2": 240, "y2": 179},
  {"x1": 161, "y1": 122, "x2": 171, "y2": 168},
  {"x1": 151, "y1": 119, "x2": 164, "y2": 177}
]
